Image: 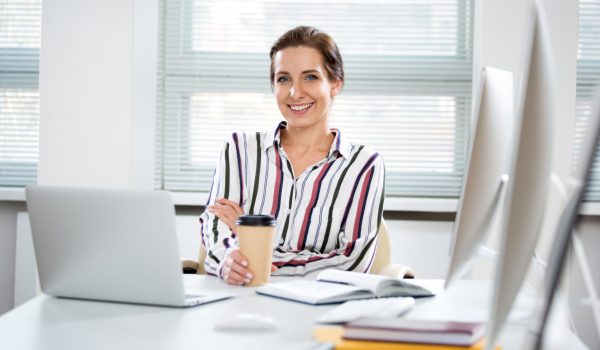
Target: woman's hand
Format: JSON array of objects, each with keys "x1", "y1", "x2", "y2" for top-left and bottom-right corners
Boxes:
[
  {"x1": 208, "y1": 198, "x2": 244, "y2": 234},
  {"x1": 222, "y1": 249, "x2": 252, "y2": 285},
  {"x1": 221, "y1": 249, "x2": 279, "y2": 285}
]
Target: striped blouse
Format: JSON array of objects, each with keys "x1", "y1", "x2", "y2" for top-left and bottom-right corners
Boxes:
[{"x1": 199, "y1": 121, "x2": 386, "y2": 277}]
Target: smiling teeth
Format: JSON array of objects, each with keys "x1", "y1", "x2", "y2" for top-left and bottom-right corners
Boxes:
[{"x1": 290, "y1": 103, "x2": 313, "y2": 111}]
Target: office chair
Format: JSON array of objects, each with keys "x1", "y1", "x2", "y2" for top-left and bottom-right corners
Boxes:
[
  {"x1": 369, "y1": 219, "x2": 415, "y2": 278},
  {"x1": 182, "y1": 218, "x2": 415, "y2": 278}
]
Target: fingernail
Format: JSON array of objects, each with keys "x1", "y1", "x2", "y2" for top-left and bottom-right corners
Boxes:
[
  {"x1": 245, "y1": 272, "x2": 253, "y2": 279},
  {"x1": 241, "y1": 260, "x2": 248, "y2": 267},
  {"x1": 238, "y1": 281, "x2": 244, "y2": 286}
]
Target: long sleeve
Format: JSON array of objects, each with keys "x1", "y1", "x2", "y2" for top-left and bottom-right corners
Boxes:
[
  {"x1": 271, "y1": 155, "x2": 385, "y2": 277},
  {"x1": 199, "y1": 133, "x2": 246, "y2": 277}
]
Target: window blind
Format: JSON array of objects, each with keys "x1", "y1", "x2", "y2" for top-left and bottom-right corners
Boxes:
[
  {"x1": 576, "y1": 0, "x2": 600, "y2": 201},
  {"x1": 0, "y1": 0, "x2": 41, "y2": 187},
  {"x1": 156, "y1": 0, "x2": 474, "y2": 198}
]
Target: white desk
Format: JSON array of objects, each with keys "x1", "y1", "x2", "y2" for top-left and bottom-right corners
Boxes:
[{"x1": 0, "y1": 276, "x2": 587, "y2": 350}]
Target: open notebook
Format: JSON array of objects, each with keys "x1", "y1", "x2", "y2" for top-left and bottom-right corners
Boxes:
[{"x1": 257, "y1": 269, "x2": 434, "y2": 305}]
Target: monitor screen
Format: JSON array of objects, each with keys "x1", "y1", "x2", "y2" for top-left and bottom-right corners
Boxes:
[
  {"x1": 445, "y1": 66, "x2": 514, "y2": 289},
  {"x1": 485, "y1": 0, "x2": 556, "y2": 348}
]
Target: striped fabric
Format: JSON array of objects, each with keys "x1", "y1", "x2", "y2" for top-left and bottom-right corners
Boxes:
[{"x1": 199, "y1": 121, "x2": 386, "y2": 277}]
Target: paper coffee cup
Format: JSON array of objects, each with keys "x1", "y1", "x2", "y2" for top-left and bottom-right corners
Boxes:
[{"x1": 236, "y1": 215, "x2": 276, "y2": 286}]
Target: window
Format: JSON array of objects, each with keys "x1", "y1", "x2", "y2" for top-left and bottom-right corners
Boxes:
[
  {"x1": 156, "y1": 0, "x2": 474, "y2": 198},
  {"x1": 0, "y1": 0, "x2": 42, "y2": 187},
  {"x1": 0, "y1": 0, "x2": 41, "y2": 187},
  {"x1": 576, "y1": 0, "x2": 600, "y2": 201}
]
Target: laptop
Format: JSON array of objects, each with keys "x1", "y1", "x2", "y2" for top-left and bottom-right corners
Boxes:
[{"x1": 25, "y1": 185, "x2": 232, "y2": 307}]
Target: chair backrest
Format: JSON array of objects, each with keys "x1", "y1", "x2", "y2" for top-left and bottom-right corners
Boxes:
[
  {"x1": 194, "y1": 218, "x2": 392, "y2": 275},
  {"x1": 369, "y1": 218, "x2": 392, "y2": 274},
  {"x1": 196, "y1": 243, "x2": 207, "y2": 274}
]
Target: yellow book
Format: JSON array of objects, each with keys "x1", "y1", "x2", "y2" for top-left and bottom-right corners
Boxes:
[{"x1": 313, "y1": 326, "x2": 501, "y2": 350}]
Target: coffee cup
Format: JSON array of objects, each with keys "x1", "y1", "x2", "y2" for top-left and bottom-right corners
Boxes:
[{"x1": 236, "y1": 215, "x2": 276, "y2": 286}]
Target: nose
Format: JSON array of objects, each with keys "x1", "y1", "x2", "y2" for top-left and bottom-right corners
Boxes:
[{"x1": 289, "y1": 81, "x2": 304, "y2": 99}]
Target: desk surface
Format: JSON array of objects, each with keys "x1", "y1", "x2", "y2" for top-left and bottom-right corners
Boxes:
[{"x1": 0, "y1": 276, "x2": 586, "y2": 350}]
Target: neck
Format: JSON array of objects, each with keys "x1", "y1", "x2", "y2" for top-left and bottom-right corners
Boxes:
[{"x1": 281, "y1": 122, "x2": 333, "y2": 152}]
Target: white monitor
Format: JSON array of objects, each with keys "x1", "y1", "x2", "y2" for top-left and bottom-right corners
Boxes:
[
  {"x1": 485, "y1": 0, "x2": 556, "y2": 348},
  {"x1": 445, "y1": 66, "x2": 514, "y2": 289},
  {"x1": 532, "y1": 90, "x2": 600, "y2": 349}
]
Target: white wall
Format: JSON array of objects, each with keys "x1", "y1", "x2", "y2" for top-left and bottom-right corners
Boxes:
[
  {"x1": 386, "y1": 219, "x2": 453, "y2": 278},
  {"x1": 0, "y1": 202, "x2": 26, "y2": 314},
  {"x1": 38, "y1": 0, "x2": 157, "y2": 189}
]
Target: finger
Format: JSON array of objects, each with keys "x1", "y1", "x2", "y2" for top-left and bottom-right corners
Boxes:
[
  {"x1": 228, "y1": 271, "x2": 247, "y2": 285},
  {"x1": 210, "y1": 204, "x2": 238, "y2": 221},
  {"x1": 217, "y1": 197, "x2": 238, "y2": 206},
  {"x1": 223, "y1": 254, "x2": 249, "y2": 284},
  {"x1": 228, "y1": 251, "x2": 252, "y2": 281},
  {"x1": 229, "y1": 250, "x2": 249, "y2": 267},
  {"x1": 271, "y1": 264, "x2": 277, "y2": 272},
  {"x1": 209, "y1": 209, "x2": 236, "y2": 230},
  {"x1": 229, "y1": 260, "x2": 253, "y2": 282},
  {"x1": 222, "y1": 265, "x2": 246, "y2": 285},
  {"x1": 213, "y1": 205, "x2": 238, "y2": 221},
  {"x1": 209, "y1": 207, "x2": 231, "y2": 221},
  {"x1": 209, "y1": 201, "x2": 235, "y2": 212},
  {"x1": 217, "y1": 198, "x2": 244, "y2": 215}
]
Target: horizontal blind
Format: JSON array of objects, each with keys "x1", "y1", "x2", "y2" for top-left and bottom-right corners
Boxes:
[
  {"x1": 156, "y1": 0, "x2": 473, "y2": 197},
  {"x1": 0, "y1": 0, "x2": 41, "y2": 187},
  {"x1": 576, "y1": 0, "x2": 600, "y2": 201}
]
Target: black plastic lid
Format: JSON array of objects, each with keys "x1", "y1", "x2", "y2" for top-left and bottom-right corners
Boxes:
[{"x1": 236, "y1": 215, "x2": 276, "y2": 226}]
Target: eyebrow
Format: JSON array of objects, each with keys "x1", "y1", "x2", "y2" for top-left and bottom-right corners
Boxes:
[{"x1": 275, "y1": 69, "x2": 321, "y2": 76}]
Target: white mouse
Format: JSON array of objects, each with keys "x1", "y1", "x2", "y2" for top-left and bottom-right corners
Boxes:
[{"x1": 214, "y1": 313, "x2": 279, "y2": 332}]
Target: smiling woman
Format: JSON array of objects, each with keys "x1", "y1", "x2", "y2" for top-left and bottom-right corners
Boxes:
[{"x1": 199, "y1": 27, "x2": 386, "y2": 286}]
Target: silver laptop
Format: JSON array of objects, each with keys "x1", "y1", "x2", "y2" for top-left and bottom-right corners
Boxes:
[{"x1": 26, "y1": 185, "x2": 231, "y2": 307}]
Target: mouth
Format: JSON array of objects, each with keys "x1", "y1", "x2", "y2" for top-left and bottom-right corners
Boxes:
[{"x1": 287, "y1": 102, "x2": 314, "y2": 115}]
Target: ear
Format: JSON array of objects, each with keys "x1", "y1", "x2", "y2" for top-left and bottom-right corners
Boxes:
[{"x1": 330, "y1": 79, "x2": 342, "y2": 98}]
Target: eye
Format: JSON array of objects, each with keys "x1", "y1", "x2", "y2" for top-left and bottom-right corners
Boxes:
[
  {"x1": 305, "y1": 74, "x2": 318, "y2": 81},
  {"x1": 276, "y1": 76, "x2": 289, "y2": 83}
]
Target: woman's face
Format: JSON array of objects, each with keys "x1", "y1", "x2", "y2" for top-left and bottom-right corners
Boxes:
[{"x1": 272, "y1": 46, "x2": 342, "y2": 131}]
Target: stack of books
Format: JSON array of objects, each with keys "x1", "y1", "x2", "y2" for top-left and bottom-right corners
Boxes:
[{"x1": 314, "y1": 318, "x2": 499, "y2": 350}]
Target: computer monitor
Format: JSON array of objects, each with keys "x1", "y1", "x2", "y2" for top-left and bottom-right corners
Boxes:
[
  {"x1": 445, "y1": 66, "x2": 514, "y2": 289},
  {"x1": 531, "y1": 90, "x2": 600, "y2": 350},
  {"x1": 485, "y1": 0, "x2": 556, "y2": 349}
]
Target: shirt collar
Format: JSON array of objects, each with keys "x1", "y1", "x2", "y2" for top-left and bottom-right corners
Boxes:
[
  {"x1": 263, "y1": 121, "x2": 287, "y2": 151},
  {"x1": 263, "y1": 121, "x2": 352, "y2": 159},
  {"x1": 331, "y1": 128, "x2": 352, "y2": 159}
]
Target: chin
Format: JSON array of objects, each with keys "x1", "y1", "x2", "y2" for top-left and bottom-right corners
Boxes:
[{"x1": 284, "y1": 117, "x2": 316, "y2": 129}]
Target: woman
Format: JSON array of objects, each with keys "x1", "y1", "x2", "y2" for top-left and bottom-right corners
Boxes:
[{"x1": 199, "y1": 26, "x2": 385, "y2": 285}]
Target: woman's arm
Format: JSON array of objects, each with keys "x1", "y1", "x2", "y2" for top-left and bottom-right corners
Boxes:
[
  {"x1": 199, "y1": 134, "x2": 253, "y2": 284},
  {"x1": 272, "y1": 156, "x2": 386, "y2": 276}
]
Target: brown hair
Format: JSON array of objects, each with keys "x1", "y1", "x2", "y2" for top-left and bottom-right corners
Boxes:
[{"x1": 269, "y1": 26, "x2": 344, "y2": 86}]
